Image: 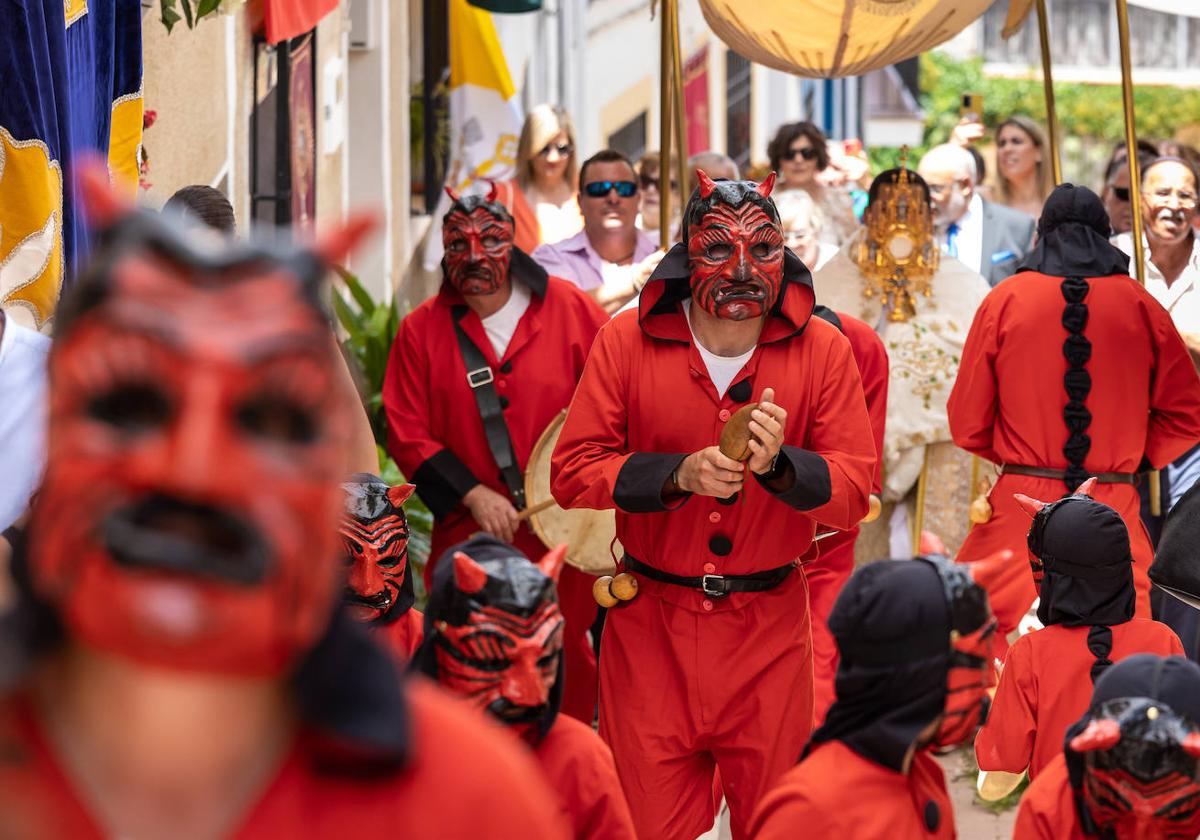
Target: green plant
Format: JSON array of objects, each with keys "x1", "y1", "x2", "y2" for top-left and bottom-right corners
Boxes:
[
  {"x1": 333, "y1": 270, "x2": 433, "y2": 594},
  {"x1": 159, "y1": 0, "x2": 225, "y2": 33}
]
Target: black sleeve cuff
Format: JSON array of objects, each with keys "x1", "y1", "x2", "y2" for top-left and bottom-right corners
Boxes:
[
  {"x1": 613, "y1": 453, "x2": 691, "y2": 513},
  {"x1": 755, "y1": 445, "x2": 832, "y2": 510},
  {"x1": 411, "y1": 449, "x2": 481, "y2": 519}
]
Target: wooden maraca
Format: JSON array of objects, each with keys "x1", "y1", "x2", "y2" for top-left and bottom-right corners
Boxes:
[{"x1": 719, "y1": 403, "x2": 758, "y2": 462}]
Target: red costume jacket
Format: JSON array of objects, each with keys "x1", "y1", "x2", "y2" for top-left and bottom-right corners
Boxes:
[
  {"x1": 550, "y1": 270, "x2": 875, "y2": 840},
  {"x1": 975, "y1": 619, "x2": 1183, "y2": 780},
  {"x1": 749, "y1": 740, "x2": 955, "y2": 839},
  {"x1": 1012, "y1": 754, "x2": 1089, "y2": 840},
  {"x1": 383, "y1": 271, "x2": 607, "y2": 722},
  {"x1": 534, "y1": 715, "x2": 638, "y2": 840},
  {"x1": 808, "y1": 308, "x2": 888, "y2": 724},
  {"x1": 373, "y1": 609, "x2": 425, "y2": 661},
  {"x1": 0, "y1": 680, "x2": 570, "y2": 839},
  {"x1": 948, "y1": 272, "x2": 1200, "y2": 636}
]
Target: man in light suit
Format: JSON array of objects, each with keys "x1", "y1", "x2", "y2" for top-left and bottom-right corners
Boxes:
[{"x1": 919, "y1": 144, "x2": 1036, "y2": 286}]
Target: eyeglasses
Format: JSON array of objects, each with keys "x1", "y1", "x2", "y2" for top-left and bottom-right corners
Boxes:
[
  {"x1": 1151, "y1": 187, "x2": 1198, "y2": 209},
  {"x1": 784, "y1": 146, "x2": 818, "y2": 162},
  {"x1": 584, "y1": 180, "x2": 638, "y2": 198},
  {"x1": 538, "y1": 142, "x2": 573, "y2": 158},
  {"x1": 1111, "y1": 186, "x2": 1131, "y2": 202},
  {"x1": 639, "y1": 174, "x2": 680, "y2": 193}
]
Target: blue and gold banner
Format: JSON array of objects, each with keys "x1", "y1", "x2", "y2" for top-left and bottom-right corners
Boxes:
[{"x1": 0, "y1": 0, "x2": 142, "y2": 331}]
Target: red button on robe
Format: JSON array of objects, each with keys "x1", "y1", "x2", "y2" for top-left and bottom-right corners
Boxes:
[
  {"x1": 1012, "y1": 754, "x2": 1089, "y2": 840},
  {"x1": 748, "y1": 741, "x2": 955, "y2": 839},
  {"x1": 383, "y1": 273, "x2": 607, "y2": 722},
  {"x1": 550, "y1": 273, "x2": 875, "y2": 840},
  {"x1": 974, "y1": 619, "x2": 1183, "y2": 781},
  {"x1": 807, "y1": 309, "x2": 888, "y2": 726},
  {"x1": 0, "y1": 680, "x2": 570, "y2": 840},
  {"x1": 533, "y1": 715, "x2": 638, "y2": 840},
  {"x1": 948, "y1": 272, "x2": 1200, "y2": 644}
]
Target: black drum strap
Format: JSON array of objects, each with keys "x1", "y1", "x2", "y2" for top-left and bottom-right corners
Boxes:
[{"x1": 451, "y1": 305, "x2": 526, "y2": 510}]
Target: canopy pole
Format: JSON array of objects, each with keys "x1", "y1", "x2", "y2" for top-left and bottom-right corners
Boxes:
[
  {"x1": 1115, "y1": 0, "x2": 1159, "y2": 515},
  {"x1": 669, "y1": 0, "x2": 689, "y2": 227},
  {"x1": 1035, "y1": 0, "x2": 1062, "y2": 185},
  {"x1": 658, "y1": 1, "x2": 672, "y2": 248}
]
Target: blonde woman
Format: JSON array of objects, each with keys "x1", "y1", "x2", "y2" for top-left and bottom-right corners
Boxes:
[
  {"x1": 993, "y1": 115, "x2": 1054, "y2": 219},
  {"x1": 507, "y1": 104, "x2": 584, "y2": 247}
]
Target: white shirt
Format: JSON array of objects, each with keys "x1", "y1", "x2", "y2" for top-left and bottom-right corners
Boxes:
[
  {"x1": 0, "y1": 317, "x2": 50, "y2": 530},
  {"x1": 1115, "y1": 231, "x2": 1200, "y2": 335},
  {"x1": 940, "y1": 192, "x2": 984, "y2": 276},
  {"x1": 479, "y1": 282, "x2": 531, "y2": 359},
  {"x1": 683, "y1": 300, "x2": 755, "y2": 398}
]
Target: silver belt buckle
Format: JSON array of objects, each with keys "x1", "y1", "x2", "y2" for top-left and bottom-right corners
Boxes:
[
  {"x1": 701, "y1": 574, "x2": 727, "y2": 597},
  {"x1": 466, "y1": 366, "x2": 494, "y2": 389}
]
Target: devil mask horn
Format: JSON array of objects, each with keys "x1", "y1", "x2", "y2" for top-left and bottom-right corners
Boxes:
[
  {"x1": 1074, "y1": 477, "x2": 1099, "y2": 498},
  {"x1": 756, "y1": 171, "x2": 777, "y2": 197},
  {"x1": 696, "y1": 169, "x2": 717, "y2": 199},
  {"x1": 1013, "y1": 493, "x2": 1048, "y2": 518},
  {"x1": 452, "y1": 551, "x2": 489, "y2": 595}
]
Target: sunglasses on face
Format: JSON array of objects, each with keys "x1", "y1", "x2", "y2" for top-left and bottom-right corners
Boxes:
[
  {"x1": 784, "y1": 146, "x2": 818, "y2": 162},
  {"x1": 1111, "y1": 186, "x2": 1130, "y2": 202},
  {"x1": 639, "y1": 174, "x2": 680, "y2": 192},
  {"x1": 538, "y1": 142, "x2": 573, "y2": 158},
  {"x1": 584, "y1": 180, "x2": 638, "y2": 198}
]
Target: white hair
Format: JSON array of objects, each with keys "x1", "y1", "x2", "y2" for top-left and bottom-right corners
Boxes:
[
  {"x1": 919, "y1": 144, "x2": 978, "y2": 184},
  {"x1": 773, "y1": 188, "x2": 825, "y2": 235}
]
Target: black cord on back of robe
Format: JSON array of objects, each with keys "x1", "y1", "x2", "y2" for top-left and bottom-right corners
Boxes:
[
  {"x1": 1061, "y1": 276, "x2": 1093, "y2": 493},
  {"x1": 1087, "y1": 625, "x2": 1115, "y2": 683}
]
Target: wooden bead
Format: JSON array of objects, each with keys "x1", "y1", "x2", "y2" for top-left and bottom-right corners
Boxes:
[
  {"x1": 592, "y1": 575, "x2": 618, "y2": 608},
  {"x1": 969, "y1": 496, "x2": 994, "y2": 524},
  {"x1": 861, "y1": 494, "x2": 882, "y2": 523},
  {"x1": 610, "y1": 573, "x2": 639, "y2": 602}
]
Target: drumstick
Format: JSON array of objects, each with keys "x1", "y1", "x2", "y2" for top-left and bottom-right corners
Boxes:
[{"x1": 517, "y1": 498, "x2": 558, "y2": 521}]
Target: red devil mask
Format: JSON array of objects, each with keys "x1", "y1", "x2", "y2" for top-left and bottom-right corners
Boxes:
[
  {"x1": 28, "y1": 161, "x2": 372, "y2": 676},
  {"x1": 919, "y1": 552, "x2": 998, "y2": 751},
  {"x1": 1072, "y1": 697, "x2": 1200, "y2": 839},
  {"x1": 684, "y1": 171, "x2": 784, "y2": 321},
  {"x1": 441, "y1": 186, "x2": 515, "y2": 297},
  {"x1": 339, "y1": 475, "x2": 416, "y2": 625},
  {"x1": 414, "y1": 535, "x2": 566, "y2": 745}
]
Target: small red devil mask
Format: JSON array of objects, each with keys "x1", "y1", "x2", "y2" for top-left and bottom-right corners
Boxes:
[
  {"x1": 1073, "y1": 697, "x2": 1200, "y2": 839},
  {"x1": 919, "y1": 552, "x2": 998, "y2": 751},
  {"x1": 441, "y1": 186, "x2": 515, "y2": 297},
  {"x1": 685, "y1": 171, "x2": 784, "y2": 321},
  {"x1": 426, "y1": 538, "x2": 567, "y2": 744},
  {"x1": 28, "y1": 160, "x2": 372, "y2": 676},
  {"x1": 339, "y1": 477, "x2": 416, "y2": 625}
]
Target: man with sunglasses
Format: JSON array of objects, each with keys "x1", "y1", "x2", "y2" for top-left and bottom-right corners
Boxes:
[
  {"x1": 534, "y1": 150, "x2": 658, "y2": 314},
  {"x1": 1102, "y1": 149, "x2": 1155, "y2": 236},
  {"x1": 1115, "y1": 157, "x2": 1200, "y2": 514}
]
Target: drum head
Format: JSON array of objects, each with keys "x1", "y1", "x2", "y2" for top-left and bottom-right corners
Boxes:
[{"x1": 525, "y1": 410, "x2": 621, "y2": 575}]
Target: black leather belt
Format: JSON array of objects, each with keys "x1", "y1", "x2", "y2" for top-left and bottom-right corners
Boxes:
[
  {"x1": 623, "y1": 555, "x2": 795, "y2": 598},
  {"x1": 999, "y1": 464, "x2": 1138, "y2": 485}
]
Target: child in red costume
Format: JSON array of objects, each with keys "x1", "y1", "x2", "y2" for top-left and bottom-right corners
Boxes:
[
  {"x1": 338, "y1": 475, "x2": 425, "y2": 660},
  {"x1": 383, "y1": 188, "x2": 607, "y2": 723},
  {"x1": 1015, "y1": 654, "x2": 1200, "y2": 839},
  {"x1": 412, "y1": 535, "x2": 637, "y2": 840},
  {"x1": 948, "y1": 185, "x2": 1200, "y2": 649},
  {"x1": 551, "y1": 172, "x2": 876, "y2": 839},
  {"x1": 750, "y1": 552, "x2": 997, "y2": 839},
  {"x1": 0, "y1": 168, "x2": 567, "y2": 840},
  {"x1": 975, "y1": 480, "x2": 1183, "y2": 782},
  {"x1": 808, "y1": 306, "x2": 888, "y2": 725}
]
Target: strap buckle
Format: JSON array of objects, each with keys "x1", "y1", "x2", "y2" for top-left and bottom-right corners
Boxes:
[
  {"x1": 466, "y1": 366, "x2": 494, "y2": 389},
  {"x1": 701, "y1": 574, "x2": 728, "y2": 598}
]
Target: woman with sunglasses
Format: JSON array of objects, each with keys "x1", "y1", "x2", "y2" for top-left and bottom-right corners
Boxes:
[
  {"x1": 506, "y1": 104, "x2": 584, "y2": 249},
  {"x1": 767, "y1": 121, "x2": 858, "y2": 247}
]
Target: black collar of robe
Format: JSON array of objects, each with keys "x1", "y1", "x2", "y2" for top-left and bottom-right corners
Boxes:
[
  {"x1": 1016, "y1": 184, "x2": 1130, "y2": 279},
  {"x1": 411, "y1": 535, "x2": 564, "y2": 746},
  {"x1": 1064, "y1": 654, "x2": 1200, "y2": 823},
  {"x1": 807, "y1": 558, "x2": 952, "y2": 773},
  {"x1": 1033, "y1": 496, "x2": 1136, "y2": 628},
  {"x1": 637, "y1": 241, "x2": 815, "y2": 345}
]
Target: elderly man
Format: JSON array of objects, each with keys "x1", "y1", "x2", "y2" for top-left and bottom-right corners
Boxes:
[
  {"x1": 918, "y1": 143, "x2": 1035, "y2": 286},
  {"x1": 534, "y1": 150, "x2": 658, "y2": 313}
]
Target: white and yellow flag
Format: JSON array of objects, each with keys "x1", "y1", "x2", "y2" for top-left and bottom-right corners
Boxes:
[{"x1": 423, "y1": 0, "x2": 524, "y2": 270}]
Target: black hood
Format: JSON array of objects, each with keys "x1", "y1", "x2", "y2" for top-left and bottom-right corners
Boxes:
[
  {"x1": 1017, "y1": 184, "x2": 1130, "y2": 279},
  {"x1": 808, "y1": 559, "x2": 952, "y2": 772}
]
